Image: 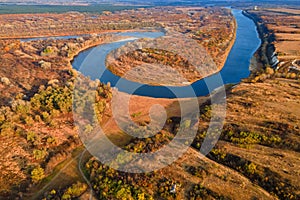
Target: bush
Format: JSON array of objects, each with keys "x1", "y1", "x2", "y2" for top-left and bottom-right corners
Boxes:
[
  {"x1": 26, "y1": 131, "x2": 37, "y2": 143},
  {"x1": 0, "y1": 122, "x2": 14, "y2": 136},
  {"x1": 189, "y1": 184, "x2": 228, "y2": 200},
  {"x1": 201, "y1": 105, "x2": 212, "y2": 120},
  {"x1": 188, "y1": 166, "x2": 207, "y2": 178},
  {"x1": 23, "y1": 115, "x2": 34, "y2": 125},
  {"x1": 265, "y1": 67, "x2": 274, "y2": 75},
  {"x1": 208, "y1": 152, "x2": 298, "y2": 199},
  {"x1": 0, "y1": 77, "x2": 10, "y2": 85},
  {"x1": 31, "y1": 85, "x2": 72, "y2": 114},
  {"x1": 41, "y1": 111, "x2": 51, "y2": 123},
  {"x1": 115, "y1": 187, "x2": 133, "y2": 200},
  {"x1": 46, "y1": 136, "x2": 56, "y2": 145},
  {"x1": 61, "y1": 182, "x2": 88, "y2": 200},
  {"x1": 210, "y1": 148, "x2": 226, "y2": 160},
  {"x1": 84, "y1": 158, "x2": 153, "y2": 200},
  {"x1": 31, "y1": 166, "x2": 45, "y2": 183},
  {"x1": 222, "y1": 130, "x2": 282, "y2": 148},
  {"x1": 244, "y1": 162, "x2": 257, "y2": 175},
  {"x1": 157, "y1": 178, "x2": 178, "y2": 199},
  {"x1": 33, "y1": 149, "x2": 47, "y2": 160}
]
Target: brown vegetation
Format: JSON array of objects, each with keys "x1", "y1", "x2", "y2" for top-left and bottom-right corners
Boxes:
[
  {"x1": 247, "y1": 7, "x2": 300, "y2": 75},
  {"x1": 106, "y1": 7, "x2": 235, "y2": 85},
  {"x1": 0, "y1": 5, "x2": 299, "y2": 200}
]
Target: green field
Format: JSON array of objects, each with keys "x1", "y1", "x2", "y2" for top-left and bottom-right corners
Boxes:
[{"x1": 0, "y1": 4, "x2": 146, "y2": 14}]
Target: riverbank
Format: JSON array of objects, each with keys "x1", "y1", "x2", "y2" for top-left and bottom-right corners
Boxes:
[
  {"x1": 105, "y1": 18, "x2": 237, "y2": 86},
  {"x1": 66, "y1": 30, "x2": 162, "y2": 70},
  {"x1": 66, "y1": 34, "x2": 120, "y2": 69},
  {"x1": 71, "y1": 9, "x2": 260, "y2": 98},
  {"x1": 242, "y1": 10, "x2": 274, "y2": 71},
  {"x1": 215, "y1": 14, "x2": 237, "y2": 75},
  {"x1": 245, "y1": 8, "x2": 300, "y2": 78}
]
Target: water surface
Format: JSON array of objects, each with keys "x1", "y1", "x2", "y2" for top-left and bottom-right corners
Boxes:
[{"x1": 72, "y1": 9, "x2": 260, "y2": 98}]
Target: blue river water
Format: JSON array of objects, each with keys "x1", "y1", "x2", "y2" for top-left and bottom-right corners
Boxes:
[
  {"x1": 20, "y1": 34, "x2": 89, "y2": 42},
  {"x1": 72, "y1": 9, "x2": 261, "y2": 98}
]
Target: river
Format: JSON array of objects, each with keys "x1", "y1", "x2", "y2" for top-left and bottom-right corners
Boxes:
[{"x1": 72, "y1": 9, "x2": 261, "y2": 98}]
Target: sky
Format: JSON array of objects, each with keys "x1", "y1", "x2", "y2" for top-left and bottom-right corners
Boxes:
[{"x1": 0, "y1": 0, "x2": 299, "y2": 4}]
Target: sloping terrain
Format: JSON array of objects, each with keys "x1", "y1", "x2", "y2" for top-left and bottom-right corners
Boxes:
[
  {"x1": 69, "y1": 77, "x2": 300, "y2": 200},
  {"x1": 0, "y1": 6, "x2": 299, "y2": 200}
]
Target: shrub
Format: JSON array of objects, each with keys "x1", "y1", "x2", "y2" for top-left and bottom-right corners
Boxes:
[
  {"x1": 189, "y1": 184, "x2": 228, "y2": 200},
  {"x1": 115, "y1": 187, "x2": 133, "y2": 200},
  {"x1": 26, "y1": 131, "x2": 37, "y2": 143},
  {"x1": 131, "y1": 111, "x2": 142, "y2": 118},
  {"x1": 61, "y1": 182, "x2": 88, "y2": 200},
  {"x1": 244, "y1": 162, "x2": 257, "y2": 175},
  {"x1": 84, "y1": 124, "x2": 94, "y2": 134},
  {"x1": 188, "y1": 166, "x2": 207, "y2": 178},
  {"x1": 265, "y1": 67, "x2": 274, "y2": 75},
  {"x1": 182, "y1": 119, "x2": 191, "y2": 129},
  {"x1": 31, "y1": 85, "x2": 72, "y2": 114},
  {"x1": 46, "y1": 136, "x2": 56, "y2": 145},
  {"x1": 201, "y1": 105, "x2": 212, "y2": 120},
  {"x1": 84, "y1": 158, "x2": 153, "y2": 200},
  {"x1": 0, "y1": 77, "x2": 10, "y2": 85},
  {"x1": 210, "y1": 148, "x2": 226, "y2": 160},
  {"x1": 33, "y1": 149, "x2": 47, "y2": 160},
  {"x1": 31, "y1": 166, "x2": 45, "y2": 183},
  {"x1": 157, "y1": 178, "x2": 178, "y2": 199},
  {"x1": 289, "y1": 73, "x2": 297, "y2": 79},
  {"x1": 23, "y1": 115, "x2": 34, "y2": 125},
  {"x1": 41, "y1": 111, "x2": 51, "y2": 124},
  {"x1": 0, "y1": 122, "x2": 14, "y2": 136},
  {"x1": 34, "y1": 115, "x2": 42, "y2": 122}
]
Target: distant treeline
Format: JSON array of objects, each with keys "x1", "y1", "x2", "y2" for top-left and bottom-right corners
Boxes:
[{"x1": 0, "y1": 4, "x2": 145, "y2": 14}]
